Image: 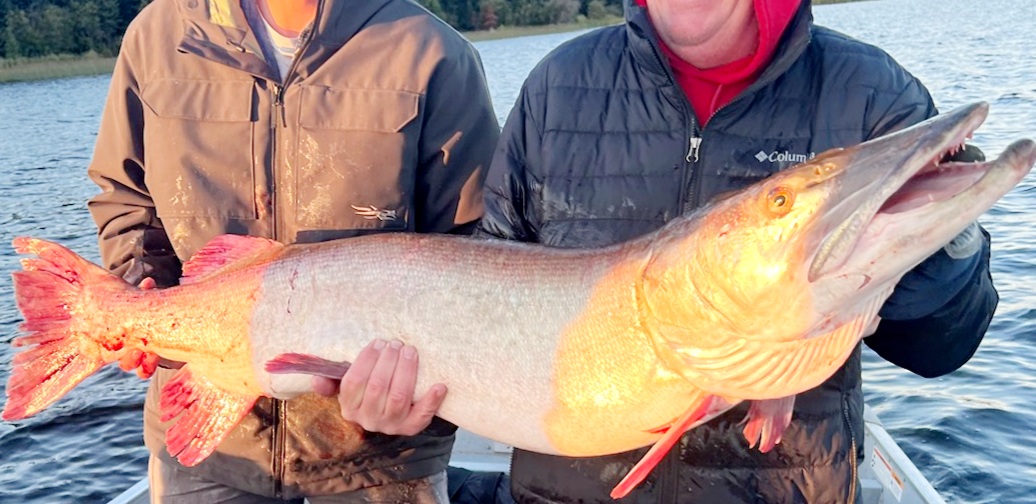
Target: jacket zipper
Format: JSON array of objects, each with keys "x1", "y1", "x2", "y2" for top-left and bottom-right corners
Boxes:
[
  {"x1": 842, "y1": 398, "x2": 858, "y2": 504},
  {"x1": 267, "y1": 8, "x2": 320, "y2": 496},
  {"x1": 272, "y1": 82, "x2": 287, "y2": 242},
  {"x1": 640, "y1": 32, "x2": 703, "y2": 215},
  {"x1": 270, "y1": 84, "x2": 286, "y2": 497},
  {"x1": 271, "y1": 399, "x2": 284, "y2": 497},
  {"x1": 684, "y1": 132, "x2": 703, "y2": 210},
  {"x1": 659, "y1": 449, "x2": 680, "y2": 504}
]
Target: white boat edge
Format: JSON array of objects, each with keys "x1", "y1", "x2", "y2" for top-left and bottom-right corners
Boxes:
[{"x1": 107, "y1": 407, "x2": 946, "y2": 504}]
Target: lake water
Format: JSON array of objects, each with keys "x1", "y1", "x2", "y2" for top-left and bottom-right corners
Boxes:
[{"x1": 1, "y1": 0, "x2": 1034, "y2": 502}]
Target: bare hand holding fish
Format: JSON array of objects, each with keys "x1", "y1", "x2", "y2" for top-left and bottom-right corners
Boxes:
[{"x1": 312, "y1": 338, "x2": 449, "y2": 437}]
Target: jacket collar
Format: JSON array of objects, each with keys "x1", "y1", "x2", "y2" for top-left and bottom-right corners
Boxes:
[
  {"x1": 175, "y1": 0, "x2": 394, "y2": 82},
  {"x1": 624, "y1": 0, "x2": 813, "y2": 94}
]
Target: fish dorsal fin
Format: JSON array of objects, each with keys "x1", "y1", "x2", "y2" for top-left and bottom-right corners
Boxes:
[
  {"x1": 159, "y1": 364, "x2": 258, "y2": 466},
  {"x1": 181, "y1": 234, "x2": 284, "y2": 285}
]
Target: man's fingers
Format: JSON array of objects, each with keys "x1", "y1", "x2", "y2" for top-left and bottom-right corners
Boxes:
[
  {"x1": 119, "y1": 349, "x2": 161, "y2": 378},
  {"x1": 330, "y1": 341, "x2": 444, "y2": 436},
  {"x1": 312, "y1": 376, "x2": 340, "y2": 397},
  {"x1": 339, "y1": 339, "x2": 387, "y2": 416},
  {"x1": 397, "y1": 383, "x2": 448, "y2": 436},
  {"x1": 138, "y1": 277, "x2": 157, "y2": 290},
  {"x1": 357, "y1": 340, "x2": 404, "y2": 424},
  {"x1": 138, "y1": 352, "x2": 160, "y2": 378},
  {"x1": 382, "y1": 345, "x2": 420, "y2": 422},
  {"x1": 118, "y1": 349, "x2": 143, "y2": 372}
]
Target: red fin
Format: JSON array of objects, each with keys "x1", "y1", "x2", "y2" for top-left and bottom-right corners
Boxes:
[
  {"x1": 611, "y1": 394, "x2": 720, "y2": 499},
  {"x1": 180, "y1": 234, "x2": 283, "y2": 285},
  {"x1": 740, "y1": 396, "x2": 795, "y2": 453},
  {"x1": 642, "y1": 422, "x2": 672, "y2": 435},
  {"x1": 159, "y1": 365, "x2": 257, "y2": 466},
  {"x1": 3, "y1": 238, "x2": 124, "y2": 421},
  {"x1": 265, "y1": 353, "x2": 352, "y2": 379}
]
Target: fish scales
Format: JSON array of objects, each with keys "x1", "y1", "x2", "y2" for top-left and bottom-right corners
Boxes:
[{"x1": 247, "y1": 235, "x2": 691, "y2": 455}]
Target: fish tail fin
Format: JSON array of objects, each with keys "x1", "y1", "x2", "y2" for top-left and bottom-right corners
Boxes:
[
  {"x1": 264, "y1": 353, "x2": 352, "y2": 379},
  {"x1": 160, "y1": 365, "x2": 257, "y2": 466},
  {"x1": 3, "y1": 237, "x2": 131, "y2": 421}
]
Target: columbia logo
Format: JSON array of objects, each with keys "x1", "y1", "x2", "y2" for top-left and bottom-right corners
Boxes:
[
  {"x1": 754, "y1": 150, "x2": 816, "y2": 163},
  {"x1": 351, "y1": 205, "x2": 397, "y2": 221}
]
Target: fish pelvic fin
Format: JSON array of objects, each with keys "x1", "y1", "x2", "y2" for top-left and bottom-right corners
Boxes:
[
  {"x1": 160, "y1": 365, "x2": 257, "y2": 466},
  {"x1": 740, "y1": 396, "x2": 796, "y2": 453},
  {"x1": 180, "y1": 234, "x2": 284, "y2": 286},
  {"x1": 3, "y1": 237, "x2": 131, "y2": 421},
  {"x1": 610, "y1": 393, "x2": 736, "y2": 499},
  {"x1": 265, "y1": 353, "x2": 352, "y2": 379}
]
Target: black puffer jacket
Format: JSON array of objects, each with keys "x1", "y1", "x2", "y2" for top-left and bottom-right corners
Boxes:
[{"x1": 478, "y1": 1, "x2": 998, "y2": 503}]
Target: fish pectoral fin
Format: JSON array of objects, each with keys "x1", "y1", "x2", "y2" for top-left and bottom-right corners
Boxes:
[
  {"x1": 673, "y1": 298, "x2": 884, "y2": 399},
  {"x1": 180, "y1": 234, "x2": 284, "y2": 285},
  {"x1": 740, "y1": 396, "x2": 795, "y2": 453},
  {"x1": 611, "y1": 393, "x2": 726, "y2": 499},
  {"x1": 265, "y1": 353, "x2": 352, "y2": 379},
  {"x1": 159, "y1": 365, "x2": 257, "y2": 467}
]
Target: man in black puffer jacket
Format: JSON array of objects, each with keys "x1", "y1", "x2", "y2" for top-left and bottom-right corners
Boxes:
[{"x1": 477, "y1": 0, "x2": 998, "y2": 502}]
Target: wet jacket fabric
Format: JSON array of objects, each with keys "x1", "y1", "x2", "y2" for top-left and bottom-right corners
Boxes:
[
  {"x1": 87, "y1": 0, "x2": 499, "y2": 497},
  {"x1": 478, "y1": 0, "x2": 997, "y2": 502}
]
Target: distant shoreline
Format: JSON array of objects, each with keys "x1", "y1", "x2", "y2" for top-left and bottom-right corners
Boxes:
[
  {"x1": 0, "y1": 17, "x2": 623, "y2": 85},
  {"x1": 0, "y1": 0, "x2": 863, "y2": 86}
]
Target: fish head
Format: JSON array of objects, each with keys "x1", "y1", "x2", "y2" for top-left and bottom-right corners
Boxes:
[{"x1": 642, "y1": 102, "x2": 1035, "y2": 344}]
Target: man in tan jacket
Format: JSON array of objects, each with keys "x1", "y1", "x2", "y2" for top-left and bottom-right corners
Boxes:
[{"x1": 86, "y1": 0, "x2": 499, "y2": 501}]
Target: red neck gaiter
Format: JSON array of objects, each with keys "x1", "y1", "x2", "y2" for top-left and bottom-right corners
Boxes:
[{"x1": 637, "y1": 0, "x2": 801, "y2": 125}]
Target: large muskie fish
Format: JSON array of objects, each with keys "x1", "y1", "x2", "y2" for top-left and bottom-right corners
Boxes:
[{"x1": 4, "y1": 102, "x2": 1034, "y2": 498}]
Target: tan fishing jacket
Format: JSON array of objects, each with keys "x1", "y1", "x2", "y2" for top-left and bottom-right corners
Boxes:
[{"x1": 86, "y1": 0, "x2": 499, "y2": 497}]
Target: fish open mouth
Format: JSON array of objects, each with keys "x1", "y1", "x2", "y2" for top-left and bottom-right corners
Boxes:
[
  {"x1": 877, "y1": 143, "x2": 984, "y2": 214},
  {"x1": 808, "y1": 102, "x2": 1034, "y2": 281}
]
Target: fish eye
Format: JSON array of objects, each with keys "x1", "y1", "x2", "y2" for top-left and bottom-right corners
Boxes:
[{"x1": 767, "y1": 187, "x2": 794, "y2": 215}]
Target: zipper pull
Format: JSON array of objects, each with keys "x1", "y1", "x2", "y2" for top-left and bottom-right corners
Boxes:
[
  {"x1": 686, "y1": 136, "x2": 702, "y2": 163},
  {"x1": 274, "y1": 85, "x2": 287, "y2": 127}
]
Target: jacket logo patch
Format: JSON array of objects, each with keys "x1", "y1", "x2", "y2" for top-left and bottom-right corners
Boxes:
[
  {"x1": 351, "y1": 205, "x2": 398, "y2": 221},
  {"x1": 754, "y1": 150, "x2": 816, "y2": 164}
]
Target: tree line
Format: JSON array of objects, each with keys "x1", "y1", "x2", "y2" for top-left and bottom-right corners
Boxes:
[{"x1": 0, "y1": 0, "x2": 623, "y2": 59}]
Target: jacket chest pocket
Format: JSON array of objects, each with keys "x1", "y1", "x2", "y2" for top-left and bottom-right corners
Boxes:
[
  {"x1": 700, "y1": 143, "x2": 816, "y2": 203},
  {"x1": 293, "y1": 86, "x2": 420, "y2": 232},
  {"x1": 140, "y1": 79, "x2": 257, "y2": 222}
]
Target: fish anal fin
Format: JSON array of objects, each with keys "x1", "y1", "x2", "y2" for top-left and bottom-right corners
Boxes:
[
  {"x1": 265, "y1": 353, "x2": 352, "y2": 379},
  {"x1": 611, "y1": 393, "x2": 728, "y2": 499},
  {"x1": 159, "y1": 365, "x2": 257, "y2": 466},
  {"x1": 740, "y1": 396, "x2": 795, "y2": 453},
  {"x1": 180, "y1": 234, "x2": 284, "y2": 285}
]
